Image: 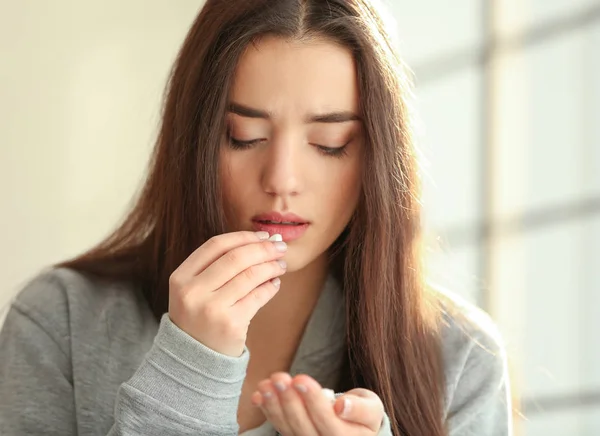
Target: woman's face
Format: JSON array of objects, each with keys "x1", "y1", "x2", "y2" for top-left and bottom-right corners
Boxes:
[{"x1": 220, "y1": 35, "x2": 363, "y2": 272}]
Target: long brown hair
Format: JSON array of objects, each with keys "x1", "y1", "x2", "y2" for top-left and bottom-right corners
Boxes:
[{"x1": 59, "y1": 1, "x2": 446, "y2": 434}]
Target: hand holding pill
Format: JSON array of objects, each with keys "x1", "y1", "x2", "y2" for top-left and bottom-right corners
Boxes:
[
  {"x1": 251, "y1": 372, "x2": 385, "y2": 436},
  {"x1": 168, "y1": 231, "x2": 287, "y2": 357}
]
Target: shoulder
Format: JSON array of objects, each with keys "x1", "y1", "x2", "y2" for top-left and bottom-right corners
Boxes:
[
  {"x1": 13, "y1": 267, "x2": 139, "y2": 318},
  {"x1": 435, "y1": 287, "x2": 506, "y2": 368},
  {"x1": 432, "y1": 286, "x2": 510, "y2": 419},
  {"x1": 11, "y1": 267, "x2": 155, "y2": 343}
]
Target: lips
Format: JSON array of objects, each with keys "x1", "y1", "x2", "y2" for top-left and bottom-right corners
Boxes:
[
  {"x1": 251, "y1": 212, "x2": 310, "y2": 242},
  {"x1": 258, "y1": 220, "x2": 303, "y2": 225},
  {"x1": 251, "y1": 212, "x2": 309, "y2": 225}
]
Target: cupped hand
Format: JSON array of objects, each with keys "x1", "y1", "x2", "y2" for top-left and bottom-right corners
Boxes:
[{"x1": 251, "y1": 372, "x2": 385, "y2": 436}]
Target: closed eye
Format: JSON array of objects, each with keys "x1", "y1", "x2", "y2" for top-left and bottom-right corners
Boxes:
[
  {"x1": 227, "y1": 136, "x2": 350, "y2": 158},
  {"x1": 228, "y1": 137, "x2": 265, "y2": 149},
  {"x1": 313, "y1": 142, "x2": 350, "y2": 158}
]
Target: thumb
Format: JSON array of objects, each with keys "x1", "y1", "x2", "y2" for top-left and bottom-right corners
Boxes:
[{"x1": 334, "y1": 388, "x2": 385, "y2": 432}]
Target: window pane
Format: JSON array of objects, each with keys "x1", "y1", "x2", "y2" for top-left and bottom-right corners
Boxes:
[
  {"x1": 584, "y1": 22, "x2": 600, "y2": 198},
  {"x1": 527, "y1": 31, "x2": 589, "y2": 210},
  {"x1": 581, "y1": 216, "x2": 600, "y2": 387},
  {"x1": 416, "y1": 66, "x2": 482, "y2": 231},
  {"x1": 492, "y1": 29, "x2": 594, "y2": 218},
  {"x1": 496, "y1": 216, "x2": 600, "y2": 401},
  {"x1": 583, "y1": 405, "x2": 600, "y2": 436},
  {"x1": 388, "y1": 0, "x2": 483, "y2": 66},
  {"x1": 520, "y1": 221, "x2": 583, "y2": 397},
  {"x1": 497, "y1": 0, "x2": 599, "y2": 38}
]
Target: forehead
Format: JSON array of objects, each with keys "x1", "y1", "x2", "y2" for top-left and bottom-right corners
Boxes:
[{"x1": 230, "y1": 36, "x2": 359, "y2": 117}]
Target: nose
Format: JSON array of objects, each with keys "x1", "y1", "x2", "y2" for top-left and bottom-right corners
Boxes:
[{"x1": 260, "y1": 135, "x2": 302, "y2": 198}]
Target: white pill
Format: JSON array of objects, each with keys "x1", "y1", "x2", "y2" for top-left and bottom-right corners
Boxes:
[
  {"x1": 268, "y1": 234, "x2": 283, "y2": 242},
  {"x1": 321, "y1": 388, "x2": 336, "y2": 403}
]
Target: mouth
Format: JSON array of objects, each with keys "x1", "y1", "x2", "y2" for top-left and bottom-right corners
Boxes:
[
  {"x1": 254, "y1": 220, "x2": 305, "y2": 226},
  {"x1": 251, "y1": 212, "x2": 310, "y2": 241},
  {"x1": 251, "y1": 211, "x2": 309, "y2": 226}
]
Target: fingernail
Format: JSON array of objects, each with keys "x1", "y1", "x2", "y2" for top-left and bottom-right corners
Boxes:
[
  {"x1": 274, "y1": 381, "x2": 287, "y2": 392},
  {"x1": 263, "y1": 391, "x2": 274, "y2": 399},
  {"x1": 293, "y1": 383, "x2": 308, "y2": 393},
  {"x1": 271, "y1": 277, "x2": 281, "y2": 288},
  {"x1": 255, "y1": 231, "x2": 270, "y2": 240},
  {"x1": 339, "y1": 397, "x2": 352, "y2": 418},
  {"x1": 277, "y1": 260, "x2": 287, "y2": 269},
  {"x1": 268, "y1": 234, "x2": 283, "y2": 242},
  {"x1": 273, "y1": 241, "x2": 287, "y2": 252}
]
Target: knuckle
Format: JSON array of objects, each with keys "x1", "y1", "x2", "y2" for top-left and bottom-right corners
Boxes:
[
  {"x1": 272, "y1": 372, "x2": 291, "y2": 381},
  {"x1": 259, "y1": 242, "x2": 273, "y2": 257},
  {"x1": 250, "y1": 287, "x2": 265, "y2": 304},
  {"x1": 178, "y1": 288, "x2": 193, "y2": 312},
  {"x1": 224, "y1": 249, "x2": 240, "y2": 265},
  {"x1": 168, "y1": 271, "x2": 183, "y2": 289},
  {"x1": 242, "y1": 265, "x2": 258, "y2": 281},
  {"x1": 272, "y1": 261, "x2": 283, "y2": 274},
  {"x1": 257, "y1": 379, "x2": 272, "y2": 391},
  {"x1": 177, "y1": 285, "x2": 193, "y2": 302},
  {"x1": 291, "y1": 374, "x2": 311, "y2": 386},
  {"x1": 205, "y1": 235, "x2": 223, "y2": 251},
  {"x1": 257, "y1": 282, "x2": 278, "y2": 303}
]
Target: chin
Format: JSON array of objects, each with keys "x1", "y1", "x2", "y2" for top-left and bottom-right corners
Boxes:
[
  {"x1": 282, "y1": 253, "x2": 311, "y2": 273},
  {"x1": 283, "y1": 245, "x2": 328, "y2": 274}
]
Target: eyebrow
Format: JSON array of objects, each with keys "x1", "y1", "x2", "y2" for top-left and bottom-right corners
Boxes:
[{"x1": 228, "y1": 102, "x2": 361, "y2": 123}]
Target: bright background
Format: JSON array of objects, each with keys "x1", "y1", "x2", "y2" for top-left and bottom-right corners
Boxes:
[{"x1": 1, "y1": 1, "x2": 599, "y2": 434}]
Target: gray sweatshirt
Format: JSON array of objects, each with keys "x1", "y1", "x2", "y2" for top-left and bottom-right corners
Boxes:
[{"x1": 0, "y1": 268, "x2": 512, "y2": 435}]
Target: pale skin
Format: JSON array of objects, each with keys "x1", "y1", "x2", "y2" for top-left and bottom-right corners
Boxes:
[{"x1": 168, "y1": 35, "x2": 385, "y2": 435}]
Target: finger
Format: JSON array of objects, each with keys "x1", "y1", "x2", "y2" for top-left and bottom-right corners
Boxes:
[
  {"x1": 257, "y1": 379, "x2": 293, "y2": 436},
  {"x1": 251, "y1": 390, "x2": 264, "y2": 407},
  {"x1": 217, "y1": 259, "x2": 286, "y2": 305},
  {"x1": 232, "y1": 277, "x2": 282, "y2": 318},
  {"x1": 334, "y1": 388, "x2": 385, "y2": 432},
  {"x1": 197, "y1": 238, "x2": 287, "y2": 291},
  {"x1": 173, "y1": 231, "x2": 269, "y2": 280},
  {"x1": 291, "y1": 375, "x2": 341, "y2": 435},
  {"x1": 272, "y1": 373, "x2": 319, "y2": 436}
]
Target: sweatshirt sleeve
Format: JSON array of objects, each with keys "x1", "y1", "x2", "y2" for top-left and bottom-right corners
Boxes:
[
  {"x1": 109, "y1": 314, "x2": 250, "y2": 435},
  {"x1": 0, "y1": 276, "x2": 250, "y2": 436}
]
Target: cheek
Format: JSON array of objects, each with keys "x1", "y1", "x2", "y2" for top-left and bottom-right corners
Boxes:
[
  {"x1": 219, "y1": 152, "x2": 244, "y2": 223},
  {"x1": 219, "y1": 151, "x2": 260, "y2": 223},
  {"x1": 324, "y1": 162, "x2": 362, "y2": 217},
  {"x1": 218, "y1": 154, "x2": 233, "y2": 200},
  {"x1": 220, "y1": 150, "x2": 248, "y2": 193}
]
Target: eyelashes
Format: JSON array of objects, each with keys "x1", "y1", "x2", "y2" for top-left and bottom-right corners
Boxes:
[
  {"x1": 227, "y1": 136, "x2": 350, "y2": 159},
  {"x1": 315, "y1": 143, "x2": 349, "y2": 158},
  {"x1": 228, "y1": 137, "x2": 262, "y2": 149}
]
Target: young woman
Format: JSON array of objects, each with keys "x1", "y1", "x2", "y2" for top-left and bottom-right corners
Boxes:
[{"x1": 0, "y1": 0, "x2": 511, "y2": 435}]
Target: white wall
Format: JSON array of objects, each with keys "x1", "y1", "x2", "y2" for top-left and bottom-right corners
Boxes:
[{"x1": 0, "y1": 1, "x2": 205, "y2": 320}]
